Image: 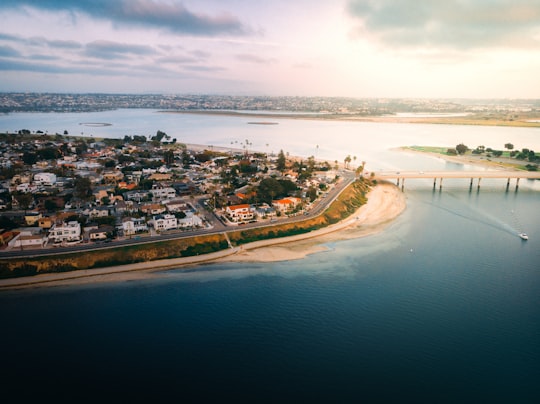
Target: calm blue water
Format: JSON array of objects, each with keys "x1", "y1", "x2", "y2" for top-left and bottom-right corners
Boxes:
[{"x1": 1, "y1": 111, "x2": 539, "y2": 402}]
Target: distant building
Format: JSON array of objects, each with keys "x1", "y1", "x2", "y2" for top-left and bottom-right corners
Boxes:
[
  {"x1": 33, "y1": 172, "x2": 57, "y2": 186},
  {"x1": 103, "y1": 171, "x2": 124, "y2": 184}
]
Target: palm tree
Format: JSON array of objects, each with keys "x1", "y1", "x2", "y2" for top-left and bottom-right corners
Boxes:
[{"x1": 344, "y1": 155, "x2": 351, "y2": 169}]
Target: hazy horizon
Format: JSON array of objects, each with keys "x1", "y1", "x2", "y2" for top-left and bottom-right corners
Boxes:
[{"x1": 1, "y1": 1, "x2": 539, "y2": 99}]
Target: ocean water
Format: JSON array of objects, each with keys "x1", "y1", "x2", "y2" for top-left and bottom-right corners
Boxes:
[{"x1": 1, "y1": 111, "x2": 539, "y2": 402}]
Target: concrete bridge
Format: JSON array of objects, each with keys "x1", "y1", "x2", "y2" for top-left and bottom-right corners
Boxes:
[{"x1": 374, "y1": 170, "x2": 540, "y2": 191}]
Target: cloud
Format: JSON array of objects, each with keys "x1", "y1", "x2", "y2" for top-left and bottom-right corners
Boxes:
[
  {"x1": 235, "y1": 54, "x2": 276, "y2": 64},
  {"x1": 0, "y1": 45, "x2": 20, "y2": 57},
  {"x1": 157, "y1": 55, "x2": 199, "y2": 64},
  {"x1": 85, "y1": 40, "x2": 157, "y2": 59},
  {"x1": 47, "y1": 39, "x2": 82, "y2": 49},
  {"x1": 0, "y1": 33, "x2": 20, "y2": 41},
  {"x1": 0, "y1": 0, "x2": 250, "y2": 36},
  {"x1": 0, "y1": 33, "x2": 83, "y2": 50},
  {"x1": 347, "y1": 0, "x2": 540, "y2": 50},
  {"x1": 0, "y1": 56, "x2": 181, "y2": 78}
]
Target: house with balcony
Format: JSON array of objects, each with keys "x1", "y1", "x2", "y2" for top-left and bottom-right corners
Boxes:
[
  {"x1": 150, "y1": 214, "x2": 178, "y2": 232},
  {"x1": 33, "y1": 172, "x2": 57, "y2": 186},
  {"x1": 151, "y1": 185, "x2": 177, "y2": 201},
  {"x1": 47, "y1": 221, "x2": 81, "y2": 244},
  {"x1": 122, "y1": 217, "x2": 148, "y2": 236},
  {"x1": 225, "y1": 204, "x2": 254, "y2": 223},
  {"x1": 272, "y1": 197, "x2": 302, "y2": 213}
]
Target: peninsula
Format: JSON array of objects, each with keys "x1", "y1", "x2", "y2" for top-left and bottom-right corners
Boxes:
[{"x1": 1, "y1": 128, "x2": 401, "y2": 286}]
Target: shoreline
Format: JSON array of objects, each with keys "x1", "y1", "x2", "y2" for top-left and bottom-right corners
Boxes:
[
  {"x1": 398, "y1": 146, "x2": 527, "y2": 171},
  {"x1": 160, "y1": 110, "x2": 540, "y2": 129},
  {"x1": 0, "y1": 182, "x2": 406, "y2": 291}
]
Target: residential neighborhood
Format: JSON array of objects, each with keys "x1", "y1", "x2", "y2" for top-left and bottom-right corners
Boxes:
[{"x1": 0, "y1": 129, "x2": 346, "y2": 252}]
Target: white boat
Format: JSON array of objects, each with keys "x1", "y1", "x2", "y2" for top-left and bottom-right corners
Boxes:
[{"x1": 519, "y1": 233, "x2": 528, "y2": 240}]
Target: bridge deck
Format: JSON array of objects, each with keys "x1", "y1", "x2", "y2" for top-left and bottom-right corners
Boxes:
[{"x1": 375, "y1": 170, "x2": 540, "y2": 180}]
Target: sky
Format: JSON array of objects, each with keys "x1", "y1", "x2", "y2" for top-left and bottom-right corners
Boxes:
[{"x1": 0, "y1": 0, "x2": 539, "y2": 98}]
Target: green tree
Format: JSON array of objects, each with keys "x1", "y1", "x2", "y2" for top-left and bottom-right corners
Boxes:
[
  {"x1": 306, "y1": 186, "x2": 318, "y2": 202},
  {"x1": 344, "y1": 155, "x2": 352, "y2": 169},
  {"x1": 37, "y1": 147, "x2": 61, "y2": 160},
  {"x1": 163, "y1": 150, "x2": 175, "y2": 166},
  {"x1": 14, "y1": 192, "x2": 34, "y2": 212},
  {"x1": 44, "y1": 199, "x2": 58, "y2": 212},
  {"x1": 22, "y1": 151, "x2": 38, "y2": 165},
  {"x1": 504, "y1": 143, "x2": 514, "y2": 151},
  {"x1": 74, "y1": 177, "x2": 93, "y2": 201},
  {"x1": 276, "y1": 149, "x2": 286, "y2": 172},
  {"x1": 257, "y1": 178, "x2": 298, "y2": 204},
  {"x1": 0, "y1": 215, "x2": 16, "y2": 230},
  {"x1": 456, "y1": 143, "x2": 468, "y2": 155}
]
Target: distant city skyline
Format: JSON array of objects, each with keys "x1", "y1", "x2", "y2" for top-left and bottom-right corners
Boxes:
[{"x1": 1, "y1": 1, "x2": 539, "y2": 98}]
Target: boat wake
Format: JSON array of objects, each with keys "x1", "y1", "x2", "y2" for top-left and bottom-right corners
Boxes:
[{"x1": 421, "y1": 195, "x2": 522, "y2": 238}]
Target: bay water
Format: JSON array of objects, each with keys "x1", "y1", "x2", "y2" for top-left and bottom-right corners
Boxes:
[{"x1": 1, "y1": 110, "x2": 539, "y2": 402}]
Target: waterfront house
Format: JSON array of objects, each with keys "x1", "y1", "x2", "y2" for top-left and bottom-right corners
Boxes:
[
  {"x1": 11, "y1": 233, "x2": 46, "y2": 249},
  {"x1": 272, "y1": 197, "x2": 302, "y2": 213},
  {"x1": 47, "y1": 221, "x2": 81, "y2": 244},
  {"x1": 150, "y1": 214, "x2": 177, "y2": 232},
  {"x1": 122, "y1": 217, "x2": 148, "y2": 236},
  {"x1": 89, "y1": 226, "x2": 114, "y2": 241},
  {"x1": 225, "y1": 204, "x2": 254, "y2": 223},
  {"x1": 177, "y1": 211, "x2": 204, "y2": 228}
]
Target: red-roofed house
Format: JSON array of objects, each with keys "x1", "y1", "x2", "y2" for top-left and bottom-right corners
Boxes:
[
  {"x1": 272, "y1": 197, "x2": 302, "y2": 213},
  {"x1": 225, "y1": 204, "x2": 254, "y2": 223}
]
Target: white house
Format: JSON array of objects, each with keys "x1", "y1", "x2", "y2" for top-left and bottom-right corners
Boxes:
[
  {"x1": 122, "y1": 217, "x2": 148, "y2": 236},
  {"x1": 47, "y1": 221, "x2": 81, "y2": 244},
  {"x1": 9, "y1": 230, "x2": 46, "y2": 249},
  {"x1": 151, "y1": 214, "x2": 178, "y2": 232},
  {"x1": 165, "y1": 198, "x2": 188, "y2": 213},
  {"x1": 225, "y1": 204, "x2": 254, "y2": 223},
  {"x1": 177, "y1": 211, "x2": 203, "y2": 228},
  {"x1": 33, "y1": 172, "x2": 57, "y2": 186},
  {"x1": 151, "y1": 185, "x2": 177, "y2": 201}
]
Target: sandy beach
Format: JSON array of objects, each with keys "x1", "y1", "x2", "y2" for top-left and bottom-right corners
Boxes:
[{"x1": 0, "y1": 182, "x2": 406, "y2": 291}]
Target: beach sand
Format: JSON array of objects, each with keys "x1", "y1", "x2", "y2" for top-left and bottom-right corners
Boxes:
[{"x1": 0, "y1": 183, "x2": 406, "y2": 290}]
